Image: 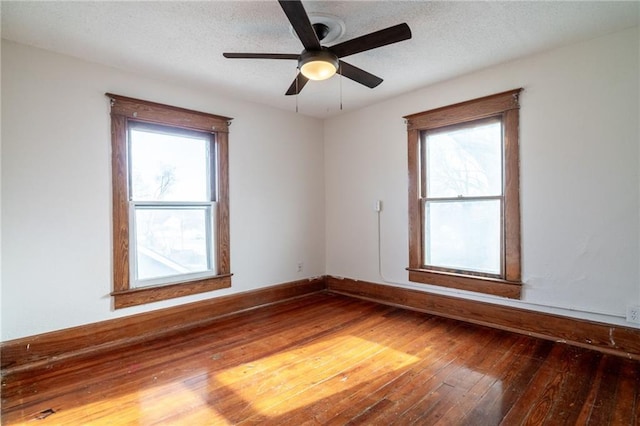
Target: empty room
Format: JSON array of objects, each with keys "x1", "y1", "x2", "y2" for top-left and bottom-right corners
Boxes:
[{"x1": 1, "y1": 1, "x2": 639, "y2": 424}]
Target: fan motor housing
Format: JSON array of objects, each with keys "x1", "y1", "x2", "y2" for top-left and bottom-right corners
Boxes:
[{"x1": 298, "y1": 48, "x2": 339, "y2": 80}]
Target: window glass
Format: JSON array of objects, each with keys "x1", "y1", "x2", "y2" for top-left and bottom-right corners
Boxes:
[
  {"x1": 130, "y1": 127, "x2": 210, "y2": 202},
  {"x1": 426, "y1": 119, "x2": 502, "y2": 198},
  {"x1": 424, "y1": 199, "x2": 501, "y2": 274},
  {"x1": 134, "y1": 207, "x2": 213, "y2": 282}
]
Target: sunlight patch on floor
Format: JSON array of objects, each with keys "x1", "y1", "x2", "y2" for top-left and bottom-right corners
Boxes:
[{"x1": 215, "y1": 335, "x2": 420, "y2": 416}]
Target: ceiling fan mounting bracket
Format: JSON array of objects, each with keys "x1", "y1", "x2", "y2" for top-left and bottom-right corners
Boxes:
[
  {"x1": 312, "y1": 23, "x2": 330, "y2": 42},
  {"x1": 290, "y1": 13, "x2": 346, "y2": 45}
]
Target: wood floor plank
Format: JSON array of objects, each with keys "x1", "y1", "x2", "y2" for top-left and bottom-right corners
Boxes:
[
  {"x1": 351, "y1": 328, "x2": 500, "y2": 424},
  {"x1": 610, "y1": 358, "x2": 640, "y2": 426},
  {"x1": 583, "y1": 355, "x2": 622, "y2": 425},
  {"x1": 326, "y1": 320, "x2": 476, "y2": 424},
  {"x1": 295, "y1": 315, "x2": 455, "y2": 424},
  {"x1": 573, "y1": 352, "x2": 610, "y2": 425},
  {"x1": 430, "y1": 334, "x2": 529, "y2": 426},
  {"x1": 209, "y1": 309, "x2": 398, "y2": 423},
  {"x1": 3, "y1": 293, "x2": 639, "y2": 425},
  {"x1": 498, "y1": 344, "x2": 577, "y2": 425},
  {"x1": 404, "y1": 331, "x2": 522, "y2": 425},
  {"x1": 205, "y1": 305, "x2": 401, "y2": 423},
  {"x1": 636, "y1": 370, "x2": 640, "y2": 426},
  {"x1": 244, "y1": 311, "x2": 435, "y2": 421},
  {"x1": 539, "y1": 347, "x2": 602, "y2": 425},
  {"x1": 393, "y1": 329, "x2": 506, "y2": 424},
  {"x1": 459, "y1": 337, "x2": 554, "y2": 425},
  {"x1": 293, "y1": 316, "x2": 466, "y2": 425}
]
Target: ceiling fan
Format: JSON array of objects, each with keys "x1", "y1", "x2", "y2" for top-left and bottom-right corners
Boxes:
[{"x1": 223, "y1": 0, "x2": 412, "y2": 96}]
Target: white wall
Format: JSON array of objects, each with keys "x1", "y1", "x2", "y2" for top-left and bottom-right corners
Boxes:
[
  {"x1": 1, "y1": 40, "x2": 326, "y2": 340},
  {"x1": 325, "y1": 27, "x2": 640, "y2": 327}
]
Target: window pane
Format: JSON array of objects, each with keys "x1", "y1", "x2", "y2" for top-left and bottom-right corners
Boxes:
[
  {"x1": 424, "y1": 199, "x2": 501, "y2": 275},
  {"x1": 426, "y1": 120, "x2": 502, "y2": 198},
  {"x1": 134, "y1": 207, "x2": 212, "y2": 282},
  {"x1": 130, "y1": 127, "x2": 209, "y2": 202}
]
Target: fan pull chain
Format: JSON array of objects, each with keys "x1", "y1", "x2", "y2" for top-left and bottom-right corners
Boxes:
[
  {"x1": 339, "y1": 63, "x2": 343, "y2": 111},
  {"x1": 295, "y1": 67, "x2": 299, "y2": 113}
]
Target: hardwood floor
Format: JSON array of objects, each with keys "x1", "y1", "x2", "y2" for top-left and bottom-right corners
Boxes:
[{"x1": 2, "y1": 293, "x2": 639, "y2": 425}]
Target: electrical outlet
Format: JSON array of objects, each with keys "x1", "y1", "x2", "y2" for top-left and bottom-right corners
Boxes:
[
  {"x1": 297, "y1": 262, "x2": 304, "y2": 273},
  {"x1": 627, "y1": 305, "x2": 640, "y2": 324}
]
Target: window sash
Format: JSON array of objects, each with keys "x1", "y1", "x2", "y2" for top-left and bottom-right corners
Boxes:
[
  {"x1": 420, "y1": 116, "x2": 504, "y2": 200},
  {"x1": 126, "y1": 121, "x2": 219, "y2": 288},
  {"x1": 419, "y1": 116, "x2": 505, "y2": 277},
  {"x1": 127, "y1": 121, "x2": 218, "y2": 203},
  {"x1": 129, "y1": 202, "x2": 218, "y2": 288},
  {"x1": 421, "y1": 197, "x2": 504, "y2": 278}
]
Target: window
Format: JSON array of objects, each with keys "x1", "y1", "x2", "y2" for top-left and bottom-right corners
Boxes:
[
  {"x1": 405, "y1": 89, "x2": 522, "y2": 298},
  {"x1": 108, "y1": 94, "x2": 232, "y2": 308}
]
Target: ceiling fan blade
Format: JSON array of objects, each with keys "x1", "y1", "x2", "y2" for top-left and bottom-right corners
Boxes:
[
  {"x1": 337, "y1": 61, "x2": 383, "y2": 88},
  {"x1": 329, "y1": 23, "x2": 412, "y2": 58},
  {"x1": 223, "y1": 53, "x2": 299, "y2": 60},
  {"x1": 285, "y1": 73, "x2": 309, "y2": 96},
  {"x1": 278, "y1": 0, "x2": 321, "y2": 51}
]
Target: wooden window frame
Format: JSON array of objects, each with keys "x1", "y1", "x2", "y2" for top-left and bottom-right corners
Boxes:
[
  {"x1": 404, "y1": 89, "x2": 523, "y2": 299},
  {"x1": 108, "y1": 94, "x2": 232, "y2": 309}
]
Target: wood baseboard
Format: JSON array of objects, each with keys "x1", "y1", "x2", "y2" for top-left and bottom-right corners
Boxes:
[
  {"x1": 326, "y1": 276, "x2": 640, "y2": 360},
  {"x1": 4, "y1": 274, "x2": 638, "y2": 377},
  {"x1": 1, "y1": 277, "x2": 326, "y2": 375}
]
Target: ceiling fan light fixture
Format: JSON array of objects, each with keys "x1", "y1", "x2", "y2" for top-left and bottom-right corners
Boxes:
[{"x1": 299, "y1": 49, "x2": 339, "y2": 81}]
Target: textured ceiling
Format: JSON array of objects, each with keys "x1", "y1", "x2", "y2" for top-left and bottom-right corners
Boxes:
[{"x1": 1, "y1": 1, "x2": 638, "y2": 118}]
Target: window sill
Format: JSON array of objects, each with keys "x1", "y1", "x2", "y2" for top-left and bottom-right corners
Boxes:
[
  {"x1": 112, "y1": 274, "x2": 232, "y2": 309},
  {"x1": 407, "y1": 268, "x2": 521, "y2": 299}
]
